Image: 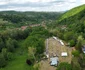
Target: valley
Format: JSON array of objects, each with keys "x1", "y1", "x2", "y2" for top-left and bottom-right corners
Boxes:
[{"x1": 0, "y1": 4, "x2": 85, "y2": 70}]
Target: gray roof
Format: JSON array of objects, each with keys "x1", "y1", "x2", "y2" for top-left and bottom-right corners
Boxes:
[{"x1": 50, "y1": 57, "x2": 59, "y2": 66}]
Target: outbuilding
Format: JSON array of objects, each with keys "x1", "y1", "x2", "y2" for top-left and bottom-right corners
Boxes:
[
  {"x1": 61, "y1": 52, "x2": 68, "y2": 57},
  {"x1": 50, "y1": 57, "x2": 59, "y2": 66}
]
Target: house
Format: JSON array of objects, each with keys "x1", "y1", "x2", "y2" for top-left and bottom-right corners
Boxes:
[
  {"x1": 50, "y1": 57, "x2": 59, "y2": 66},
  {"x1": 82, "y1": 46, "x2": 85, "y2": 53},
  {"x1": 21, "y1": 26, "x2": 27, "y2": 31},
  {"x1": 61, "y1": 52, "x2": 68, "y2": 57}
]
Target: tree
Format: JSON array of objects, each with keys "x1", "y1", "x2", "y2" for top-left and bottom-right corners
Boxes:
[
  {"x1": 64, "y1": 32, "x2": 74, "y2": 41},
  {"x1": 72, "y1": 50, "x2": 80, "y2": 57},
  {"x1": 69, "y1": 40, "x2": 75, "y2": 47},
  {"x1": 6, "y1": 38, "x2": 15, "y2": 52},
  {"x1": 57, "y1": 62, "x2": 72, "y2": 70},
  {"x1": 7, "y1": 52, "x2": 13, "y2": 61},
  {"x1": 2, "y1": 48, "x2": 8, "y2": 60},
  {"x1": 76, "y1": 35, "x2": 84, "y2": 51},
  {"x1": 79, "y1": 54, "x2": 85, "y2": 69},
  {"x1": 0, "y1": 54, "x2": 7, "y2": 68},
  {"x1": 12, "y1": 39, "x2": 18, "y2": 48},
  {"x1": 0, "y1": 38, "x2": 5, "y2": 52},
  {"x1": 23, "y1": 28, "x2": 32, "y2": 38},
  {"x1": 24, "y1": 35, "x2": 45, "y2": 55},
  {"x1": 71, "y1": 57, "x2": 81, "y2": 70},
  {"x1": 28, "y1": 47, "x2": 36, "y2": 61},
  {"x1": 36, "y1": 38, "x2": 45, "y2": 54}
]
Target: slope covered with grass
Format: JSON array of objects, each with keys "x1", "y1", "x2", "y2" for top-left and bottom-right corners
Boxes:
[{"x1": 59, "y1": 4, "x2": 85, "y2": 22}]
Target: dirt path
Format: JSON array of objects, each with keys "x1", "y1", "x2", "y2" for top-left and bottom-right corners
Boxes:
[{"x1": 39, "y1": 37, "x2": 72, "y2": 70}]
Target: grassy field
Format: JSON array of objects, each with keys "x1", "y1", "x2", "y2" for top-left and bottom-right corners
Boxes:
[{"x1": 0, "y1": 41, "x2": 35, "y2": 70}]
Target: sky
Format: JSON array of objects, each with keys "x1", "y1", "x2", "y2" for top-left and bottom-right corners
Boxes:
[{"x1": 0, "y1": 0, "x2": 84, "y2": 12}]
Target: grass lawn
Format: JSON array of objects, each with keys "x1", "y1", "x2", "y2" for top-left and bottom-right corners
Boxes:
[{"x1": 0, "y1": 41, "x2": 35, "y2": 70}]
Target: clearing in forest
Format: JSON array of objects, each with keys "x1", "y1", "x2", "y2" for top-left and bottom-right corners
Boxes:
[{"x1": 39, "y1": 37, "x2": 72, "y2": 70}]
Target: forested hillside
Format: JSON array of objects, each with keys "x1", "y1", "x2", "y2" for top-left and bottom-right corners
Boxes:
[
  {"x1": 56, "y1": 4, "x2": 85, "y2": 40},
  {"x1": 0, "y1": 11, "x2": 62, "y2": 32},
  {"x1": 0, "y1": 11, "x2": 61, "y2": 24},
  {"x1": 54, "y1": 4, "x2": 85, "y2": 70}
]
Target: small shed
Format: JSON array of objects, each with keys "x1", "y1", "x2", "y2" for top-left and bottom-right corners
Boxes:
[
  {"x1": 50, "y1": 57, "x2": 59, "y2": 66},
  {"x1": 61, "y1": 52, "x2": 68, "y2": 57}
]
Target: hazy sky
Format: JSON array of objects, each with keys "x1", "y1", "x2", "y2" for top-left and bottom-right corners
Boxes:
[{"x1": 0, "y1": 0, "x2": 84, "y2": 11}]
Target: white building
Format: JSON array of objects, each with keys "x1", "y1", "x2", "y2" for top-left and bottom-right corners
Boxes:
[{"x1": 61, "y1": 52, "x2": 68, "y2": 57}]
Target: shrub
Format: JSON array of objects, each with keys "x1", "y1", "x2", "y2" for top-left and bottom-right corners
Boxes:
[
  {"x1": 57, "y1": 62, "x2": 72, "y2": 70},
  {"x1": 0, "y1": 54, "x2": 7, "y2": 68},
  {"x1": 26, "y1": 59, "x2": 33, "y2": 65},
  {"x1": 69, "y1": 40, "x2": 75, "y2": 47},
  {"x1": 72, "y1": 50, "x2": 80, "y2": 57}
]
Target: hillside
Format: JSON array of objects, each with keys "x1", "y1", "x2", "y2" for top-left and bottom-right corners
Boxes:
[
  {"x1": 54, "y1": 5, "x2": 85, "y2": 70},
  {"x1": 56, "y1": 4, "x2": 85, "y2": 42},
  {"x1": 0, "y1": 11, "x2": 62, "y2": 24},
  {"x1": 0, "y1": 11, "x2": 62, "y2": 31},
  {"x1": 58, "y1": 4, "x2": 85, "y2": 22},
  {"x1": 54, "y1": 4, "x2": 85, "y2": 43}
]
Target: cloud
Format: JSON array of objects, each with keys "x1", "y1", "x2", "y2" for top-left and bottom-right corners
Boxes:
[
  {"x1": 81, "y1": 0, "x2": 85, "y2": 4},
  {"x1": 0, "y1": 0, "x2": 8, "y2": 5},
  {"x1": 0, "y1": 0, "x2": 84, "y2": 11}
]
